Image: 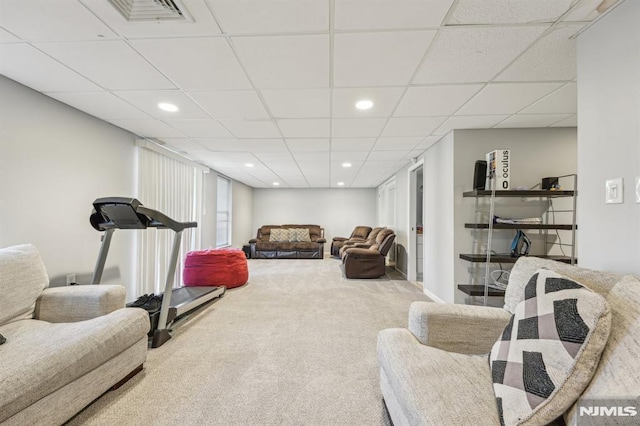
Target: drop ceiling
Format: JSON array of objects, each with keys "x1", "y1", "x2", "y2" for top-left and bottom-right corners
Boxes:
[{"x1": 0, "y1": 0, "x2": 621, "y2": 188}]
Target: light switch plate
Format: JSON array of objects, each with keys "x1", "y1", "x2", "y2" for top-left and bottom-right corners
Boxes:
[
  {"x1": 636, "y1": 177, "x2": 640, "y2": 203},
  {"x1": 605, "y1": 178, "x2": 623, "y2": 204}
]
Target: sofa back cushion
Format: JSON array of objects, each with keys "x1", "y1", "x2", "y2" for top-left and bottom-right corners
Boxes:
[
  {"x1": 505, "y1": 257, "x2": 623, "y2": 314},
  {"x1": 565, "y1": 274, "x2": 640, "y2": 425},
  {"x1": 288, "y1": 228, "x2": 311, "y2": 242},
  {"x1": 351, "y1": 226, "x2": 372, "y2": 239},
  {"x1": 269, "y1": 228, "x2": 291, "y2": 242},
  {"x1": 490, "y1": 269, "x2": 611, "y2": 426},
  {"x1": 258, "y1": 225, "x2": 282, "y2": 242},
  {"x1": 0, "y1": 244, "x2": 49, "y2": 326}
]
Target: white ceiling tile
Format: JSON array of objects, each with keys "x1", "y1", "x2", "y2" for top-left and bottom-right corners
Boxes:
[
  {"x1": 252, "y1": 151, "x2": 295, "y2": 162},
  {"x1": 374, "y1": 137, "x2": 423, "y2": 151},
  {"x1": 367, "y1": 150, "x2": 412, "y2": 161},
  {"x1": 496, "y1": 24, "x2": 582, "y2": 82},
  {"x1": 114, "y1": 91, "x2": 210, "y2": 119},
  {"x1": 520, "y1": 83, "x2": 577, "y2": 114},
  {"x1": 334, "y1": 31, "x2": 436, "y2": 87},
  {"x1": 334, "y1": 0, "x2": 454, "y2": 30},
  {"x1": 331, "y1": 138, "x2": 377, "y2": 152},
  {"x1": 330, "y1": 151, "x2": 369, "y2": 162},
  {"x1": 80, "y1": 0, "x2": 223, "y2": 38},
  {"x1": 394, "y1": 85, "x2": 484, "y2": 117},
  {"x1": 494, "y1": 114, "x2": 574, "y2": 128},
  {"x1": 159, "y1": 138, "x2": 207, "y2": 153},
  {"x1": 130, "y1": 38, "x2": 251, "y2": 90},
  {"x1": 298, "y1": 162, "x2": 329, "y2": 173},
  {"x1": 232, "y1": 35, "x2": 329, "y2": 89},
  {"x1": 165, "y1": 119, "x2": 233, "y2": 138},
  {"x1": 332, "y1": 87, "x2": 404, "y2": 118},
  {"x1": 456, "y1": 83, "x2": 562, "y2": 115},
  {"x1": 207, "y1": 0, "x2": 328, "y2": 34},
  {"x1": 188, "y1": 91, "x2": 269, "y2": 119},
  {"x1": 36, "y1": 41, "x2": 176, "y2": 90},
  {"x1": 413, "y1": 26, "x2": 548, "y2": 84},
  {"x1": 293, "y1": 151, "x2": 330, "y2": 162},
  {"x1": 561, "y1": 0, "x2": 612, "y2": 22},
  {"x1": 197, "y1": 139, "x2": 240, "y2": 151},
  {"x1": 46, "y1": 92, "x2": 150, "y2": 120},
  {"x1": 261, "y1": 89, "x2": 330, "y2": 118},
  {"x1": 550, "y1": 115, "x2": 577, "y2": 127},
  {"x1": 109, "y1": 119, "x2": 186, "y2": 138},
  {"x1": 219, "y1": 120, "x2": 282, "y2": 138},
  {"x1": 285, "y1": 139, "x2": 330, "y2": 152},
  {"x1": 447, "y1": 0, "x2": 574, "y2": 24},
  {"x1": 381, "y1": 117, "x2": 446, "y2": 137},
  {"x1": 199, "y1": 152, "x2": 259, "y2": 163},
  {"x1": 235, "y1": 139, "x2": 287, "y2": 152},
  {"x1": 277, "y1": 119, "x2": 331, "y2": 138},
  {"x1": 267, "y1": 162, "x2": 302, "y2": 174},
  {"x1": 0, "y1": 0, "x2": 117, "y2": 41},
  {"x1": 0, "y1": 44, "x2": 102, "y2": 92},
  {"x1": 0, "y1": 27, "x2": 20, "y2": 42},
  {"x1": 415, "y1": 136, "x2": 442, "y2": 150},
  {"x1": 332, "y1": 118, "x2": 387, "y2": 138},
  {"x1": 433, "y1": 115, "x2": 510, "y2": 136}
]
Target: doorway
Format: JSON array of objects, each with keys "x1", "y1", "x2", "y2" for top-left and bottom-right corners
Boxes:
[{"x1": 408, "y1": 162, "x2": 424, "y2": 282}]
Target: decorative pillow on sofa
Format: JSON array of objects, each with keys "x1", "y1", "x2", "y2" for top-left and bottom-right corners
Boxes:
[
  {"x1": 288, "y1": 228, "x2": 311, "y2": 242},
  {"x1": 269, "y1": 228, "x2": 290, "y2": 242},
  {"x1": 490, "y1": 269, "x2": 611, "y2": 426}
]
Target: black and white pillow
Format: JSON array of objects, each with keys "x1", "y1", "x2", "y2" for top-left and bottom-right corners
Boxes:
[{"x1": 490, "y1": 269, "x2": 611, "y2": 426}]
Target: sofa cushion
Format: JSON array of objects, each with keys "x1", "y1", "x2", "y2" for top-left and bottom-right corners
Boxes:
[
  {"x1": 269, "y1": 228, "x2": 290, "y2": 242},
  {"x1": 0, "y1": 244, "x2": 49, "y2": 327},
  {"x1": 378, "y1": 328, "x2": 501, "y2": 425},
  {"x1": 0, "y1": 308, "x2": 149, "y2": 422},
  {"x1": 288, "y1": 228, "x2": 311, "y2": 242},
  {"x1": 565, "y1": 274, "x2": 640, "y2": 424},
  {"x1": 490, "y1": 269, "x2": 611, "y2": 426},
  {"x1": 255, "y1": 241, "x2": 278, "y2": 251}
]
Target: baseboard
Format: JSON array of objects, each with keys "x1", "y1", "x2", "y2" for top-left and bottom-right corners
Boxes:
[{"x1": 423, "y1": 287, "x2": 445, "y2": 303}]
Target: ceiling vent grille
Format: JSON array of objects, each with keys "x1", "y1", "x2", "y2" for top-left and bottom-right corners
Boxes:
[{"x1": 108, "y1": 0, "x2": 193, "y2": 22}]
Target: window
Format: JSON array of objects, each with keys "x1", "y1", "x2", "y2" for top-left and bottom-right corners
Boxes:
[{"x1": 216, "y1": 176, "x2": 231, "y2": 247}]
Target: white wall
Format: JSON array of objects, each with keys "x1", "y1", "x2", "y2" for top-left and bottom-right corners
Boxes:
[
  {"x1": 577, "y1": 0, "x2": 640, "y2": 275},
  {"x1": 252, "y1": 188, "x2": 376, "y2": 249},
  {"x1": 232, "y1": 180, "x2": 253, "y2": 248},
  {"x1": 0, "y1": 76, "x2": 137, "y2": 292}
]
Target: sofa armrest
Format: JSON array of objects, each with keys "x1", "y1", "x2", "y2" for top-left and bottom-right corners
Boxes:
[
  {"x1": 408, "y1": 302, "x2": 512, "y2": 355},
  {"x1": 343, "y1": 247, "x2": 380, "y2": 257},
  {"x1": 34, "y1": 285, "x2": 126, "y2": 323},
  {"x1": 315, "y1": 238, "x2": 326, "y2": 243},
  {"x1": 353, "y1": 243, "x2": 373, "y2": 249},
  {"x1": 332, "y1": 237, "x2": 348, "y2": 242},
  {"x1": 249, "y1": 238, "x2": 258, "y2": 243}
]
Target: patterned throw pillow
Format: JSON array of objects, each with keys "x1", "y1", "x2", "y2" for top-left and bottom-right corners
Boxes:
[
  {"x1": 490, "y1": 269, "x2": 611, "y2": 426},
  {"x1": 269, "y1": 228, "x2": 290, "y2": 242},
  {"x1": 288, "y1": 228, "x2": 311, "y2": 242}
]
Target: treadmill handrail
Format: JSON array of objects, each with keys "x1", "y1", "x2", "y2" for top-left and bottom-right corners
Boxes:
[{"x1": 136, "y1": 206, "x2": 197, "y2": 232}]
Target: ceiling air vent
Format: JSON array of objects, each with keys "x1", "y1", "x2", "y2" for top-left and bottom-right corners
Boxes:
[{"x1": 108, "y1": 0, "x2": 193, "y2": 22}]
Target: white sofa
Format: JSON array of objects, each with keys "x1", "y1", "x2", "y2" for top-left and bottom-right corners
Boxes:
[
  {"x1": 0, "y1": 244, "x2": 150, "y2": 426},
  {"x1": 378, "y1": 257, "x2": 640, "y2": 425}
]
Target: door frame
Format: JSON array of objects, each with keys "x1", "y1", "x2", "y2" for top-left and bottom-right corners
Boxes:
[{"x1": 407, "y1": 160, "x2": 424, "y2": 282}]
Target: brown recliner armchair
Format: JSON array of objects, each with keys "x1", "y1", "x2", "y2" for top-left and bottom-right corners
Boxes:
[
  {"x1": 330, "y1": 226, "x2": 372, "y2": 257},
  {"x1": 341, "y1": 229, "x2": 396, "y2": 279},
  {"x1": 337, "y1": 226, "x2": 386, "y2": 258}
]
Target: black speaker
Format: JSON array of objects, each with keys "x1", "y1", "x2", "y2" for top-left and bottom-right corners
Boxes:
[{"x1": 473, "y1": 160, "x2": 487, "y2": 190}]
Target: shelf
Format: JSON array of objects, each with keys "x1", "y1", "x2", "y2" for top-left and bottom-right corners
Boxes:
[
  {"x1": 463, "y1": 190, "x2": 575, "y2": 198},
  {"x1": 465, "y1": 223, "x2": 576, "y2": 230},
  {"x1": 457, "y1": 285, "x2": 505, "y2": 297},
  {"x1": 459, "y1": 254, "x2": 577, "y2": 264}
]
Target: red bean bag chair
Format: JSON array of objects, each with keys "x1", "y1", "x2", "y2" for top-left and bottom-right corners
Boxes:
[{"x1": 183, "y1": 249, "x2": 248, "y2": 289}]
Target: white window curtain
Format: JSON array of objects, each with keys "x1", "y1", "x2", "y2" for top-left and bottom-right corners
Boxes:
[
  {"x1": 216, "y1": 176, "x2": 231, "y2": 247},
  {"x1": 136, "y1": 146, "x2": 203, "y2": 296}
]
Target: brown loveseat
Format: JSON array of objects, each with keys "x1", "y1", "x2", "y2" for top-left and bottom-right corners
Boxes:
[
  {"x1": 341, "y1": 229, "x2": 396, "y2": 278},
  {"x1": 330, "y1": 226, "x2": 372, "y2": 257},
  {"x1": 249, "y1": 225, "x2": 325, "y2": 259},
  {"x1": 338, "y1": 226, "x2": 386, "y2": 258}
]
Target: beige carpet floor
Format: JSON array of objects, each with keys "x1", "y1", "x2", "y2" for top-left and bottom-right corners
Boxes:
[{"x1": 67, "y1": 258, "x2": 431, "y2": 426}]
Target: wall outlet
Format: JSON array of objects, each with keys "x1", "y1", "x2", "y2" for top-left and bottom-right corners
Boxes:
[
  {"x1": 605, "y1": 178, "x2": 624, "y2": 204},
  {"x1": 66, "y1": 274, "x2": 76, "y2": 286}
]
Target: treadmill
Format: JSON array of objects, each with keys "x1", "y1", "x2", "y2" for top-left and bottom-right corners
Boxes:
[{"x1": 90, "y1": 197, "x2": 226, "y2": 348}]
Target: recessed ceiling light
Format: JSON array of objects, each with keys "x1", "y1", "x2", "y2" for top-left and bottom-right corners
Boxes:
[
  {"x1": 158, "y1": 102, "x2": 179, "y2": 112},
  {"x1": 342, "y1": 162, "x2": 352, "y2": 168},
  {"x1": 272, "y1": 182, "x2": 280, "y2": 186},
  {"x1": 245, "y1": 163, "x2": 254, "y2": 168},
  {"x1": 355, "y1": 99, "x2": 373, "y2": 110},
  {"x1": 337, "y1": 182, "x2": 345, "y2": 186}
]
